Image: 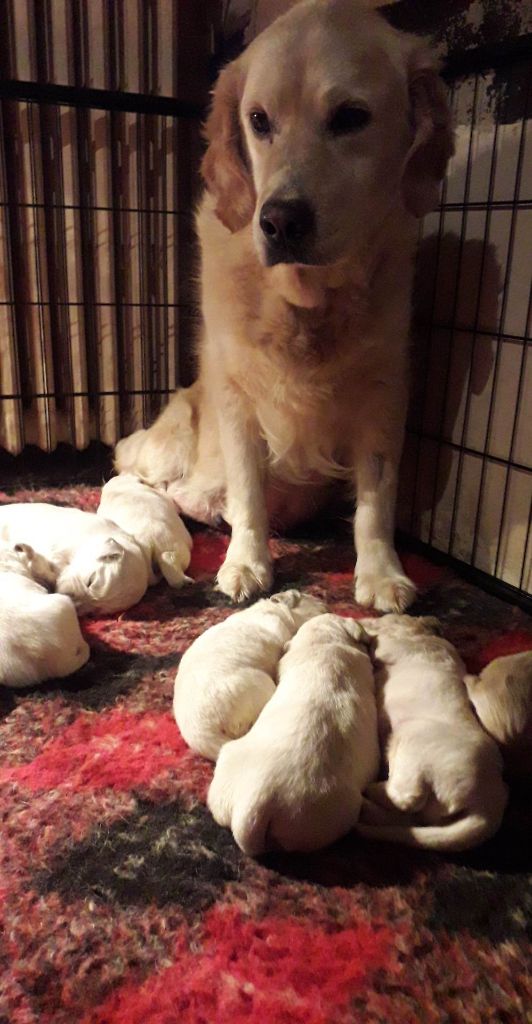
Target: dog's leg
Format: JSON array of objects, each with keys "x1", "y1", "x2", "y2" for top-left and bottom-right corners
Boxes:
[
  {"x1": 353, "y1": 451, "x2": 416, "y2": 612},
  {"x1": 216, "y1": 393, "x2": 273, "y2": 602}
]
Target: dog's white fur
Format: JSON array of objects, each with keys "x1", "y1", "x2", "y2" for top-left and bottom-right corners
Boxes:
[
  {"x1": 208, "y1": 613, "x2": 379, "y2": 855},
  {"x1": 464, "y1": 651, "x2": 532, "y2": 778},
  {"x1": 174, "y1": 589, "x2": 326, "y2": 761},
  {"x1": 115, "y1": 0, "x2": 453, "y2": 612},
  {"x1": 0, "y1": 543, "x2": 90, "y2": 687},
  {"x1": 98, "y1": 475, "x2": 193, "y2": 588},
  {"x1": 357, "y1": 614, "x2": 508, "y2": 851},
  {"x1": 0, "y1": 503, "x2": 149, "y2": 616}
]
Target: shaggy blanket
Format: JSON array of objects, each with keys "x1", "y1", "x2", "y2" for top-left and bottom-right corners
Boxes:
[{"x1": 1, "y1": 469, "x2": 531, "y2": 1024}]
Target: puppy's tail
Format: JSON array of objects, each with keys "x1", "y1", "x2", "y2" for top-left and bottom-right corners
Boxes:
[{"x1": 357, "y1": 796, "x2": 507, "y2": 852}]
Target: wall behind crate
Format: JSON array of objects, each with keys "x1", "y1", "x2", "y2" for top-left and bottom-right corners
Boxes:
[{"x1": 0, "y1": 0, "x2": 215, "y2": 454}]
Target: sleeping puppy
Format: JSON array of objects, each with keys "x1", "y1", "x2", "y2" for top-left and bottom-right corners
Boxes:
[
  {"x1": 208, "y1": 614, "x2": 379, "y2": 856},
  {"x1": 357, "y1": 615, "x2": 508, "y2": 851},
  {"x1": 0, "y1": 503, "x2": 149, "y2": 616},
  {"x1": 464, "y1": 651, "x2": 532, "y2": 778},
  {"x1": 98, "y1": 475, "x2": 193, "y2": 587},
  {"x1": 174, "y1": 589, "x2": 326, "y2": 761},
  {"x1": 0, "y1": 543, "x2": 90, "y2": 687},
  {"x1": 115, "y1": 0, "x2": 453, "y2": 612}
]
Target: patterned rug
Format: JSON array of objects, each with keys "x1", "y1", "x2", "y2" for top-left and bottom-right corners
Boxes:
[{"x1": 1, "y1": 467, "x2": 531, "y2": 1024}]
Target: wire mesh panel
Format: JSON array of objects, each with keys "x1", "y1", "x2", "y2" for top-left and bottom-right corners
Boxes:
[
  {"x1": 0, "y1": 0, "x2": 210, "y2": 455},
  {"x1": 397, "y1": 50, "x2": 531, "y2": 602}
]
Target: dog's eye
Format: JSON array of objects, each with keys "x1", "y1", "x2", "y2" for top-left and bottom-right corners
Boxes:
[
  {"x1": 249, "y1": 109, "x2": 271, "y2": 137},
  {"x1": 327, "y1": 104, "x2": 371, "y2": 135}
]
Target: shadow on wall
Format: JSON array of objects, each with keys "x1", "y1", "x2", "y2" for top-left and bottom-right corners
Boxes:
[
  {"x1": 399, "y1": 232, "x2": 509, "y2": 573},
  {"x1": 408, "y1": 231, "x2": 501, "y2": 446}
]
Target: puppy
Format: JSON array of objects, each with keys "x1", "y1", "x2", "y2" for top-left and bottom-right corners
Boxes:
[
  {"x1": 115, "y1": 0, "x2": 454, "y2": 612},
  {"x1": 174, "y1": 589, "x2": 326, "y2": 761},
  {"x1": 464, "y1": 651, "x2": 532, "y2": 778},
  {"x1": 0, "y1": 503, "x2": 149, "y2": 615},
  {"x1": 357, "y1": 614, "x2": 508, "y2": 852},
  {"x1": 208, "y1": 614, "x2": 379, "y2": 855},
  {"x1": 98, "y1": 474, "x2": 193, "y2": 587},
  {"x1": 0, "y1": 543, "x2": 90, "y2": 687}
]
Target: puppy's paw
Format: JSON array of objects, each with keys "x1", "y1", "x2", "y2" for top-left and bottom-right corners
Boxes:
[
  {"x1": 217, "y1": 558, "x2": 273, "y2": 603},
  {"x1": 207, "y1": 773, "x2": 233, "y2": 829},
  {"x1": 158, "y1": 550, "x2": 193, "y2": 588},
  {"x1": 354, "y1": 571, "x2": 416, "y2": 613}
]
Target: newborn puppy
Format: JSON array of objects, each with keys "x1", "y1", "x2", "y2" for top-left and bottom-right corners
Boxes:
[
  {"x1": 464, "y1": 651, "x2": 532, "y2": 778},
  {"x1": 208, "y1": 614, "x2": 379, "y2": 856},
  {"x1": 98, "y1": 474, "x2": 193, "y2": 587},
  {"x1": 357, "y1": 614, "x2": 508, "y2": 852},
  {"x1": 0, "y1": 543, "x2": 90, "y2": 687},
  {"x1": 174, "y1": 589, "x2": 326, "y2": 761},
  {"x1": 0, "y1": 502, "x2": 149, "y2": 615}
]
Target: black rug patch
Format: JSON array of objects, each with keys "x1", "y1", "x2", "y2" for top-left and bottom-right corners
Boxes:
[
  {"x1": 34, "y1": 650, "x2": 182, "y2": 711},
  {"x1": 429, "y1": 866, "x2": 532, "y2": 942},
  {"x1": 410, "y1": 580, "x2": 515, "y2": 630},
  {"x1": 36, "y1": 798, "x2": 243, "y2": 911}
]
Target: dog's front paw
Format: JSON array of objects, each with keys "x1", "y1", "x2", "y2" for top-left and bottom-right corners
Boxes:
[
  {"x1": 354, "y1": 571, "x2": 416, "y2": 613},
  {"x1": 217, "y1": 556, "x2": 273, "y2": 603}
]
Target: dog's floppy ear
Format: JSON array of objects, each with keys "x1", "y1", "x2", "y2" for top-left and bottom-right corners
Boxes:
[
  {"x1": 98, "y1": 538, "x2": 125, "y2": 564},
  {"x1": 402, "y1": 47, "x2": 454, "y2": 218},
  {"x1": 13, "y1": 542, "x2": 35, "y2": 561},
  {"x1": 270, "y1": 589, "x2": 300, "y2": 608},
  {"x1": 200, "y1": 60, "x2": 255, "y2": 233}
]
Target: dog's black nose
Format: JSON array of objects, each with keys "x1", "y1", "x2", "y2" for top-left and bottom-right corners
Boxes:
[{"x1": 259, "y1": 198, "x2": 315, "y2": 263}]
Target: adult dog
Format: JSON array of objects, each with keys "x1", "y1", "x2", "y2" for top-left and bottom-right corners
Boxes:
[{"x1": 115, "y1": 0, "x2": 453, "y2": 610}]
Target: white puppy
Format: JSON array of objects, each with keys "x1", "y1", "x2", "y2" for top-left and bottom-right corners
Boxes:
[
  {"x1": 97, "y1": 474, "x2": 193, "y2": 587},
  {"x1": 208, "y1": 614, "x2": 379, "y2": 856},
  {"x1": 174, "y1": 589, "x2": 326, "y2": 761},
  {"x1": 0, "y1": 543, "x2": 90, "y2": 687},
  {"x1": 357, "y1": 614, "x2": 508, "y2": 852},
  {"x1": 0, "y1": 503, "x2": 149, "y2": 615},
  {"x1": 464, "y1": 651, "x2": 532, "y2": 778}
]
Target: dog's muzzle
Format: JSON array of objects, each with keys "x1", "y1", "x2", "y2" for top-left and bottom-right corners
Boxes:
[{"x1": 259, "y1": 197, "x2": 316, "y2": 266}]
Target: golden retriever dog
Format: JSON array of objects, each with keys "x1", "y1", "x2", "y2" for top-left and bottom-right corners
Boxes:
[
  {"x1": 98, "y1": 475, "x2": 193, "y2": 588},
  {"x1": 208, "y1": 614, "x2": 379, "y2": 855},
  {"x1": 464, "y1": 651, "x2": 532, "y2": 779},
  {"x1": 0, "y1": 503, "x2": 149, "y2": 616},
  {"x1": 357, "y1": 615, "x2": 508, "y2": 851},
  {"x1": 115, "y1": 0, "x2": 453, "y2": 611},
  {"x1": 174, "y1": 589, "x2": 326, "y2": 761},
  {"x1": 0, "y1": 543, "x2": 90, "y2": 687}
]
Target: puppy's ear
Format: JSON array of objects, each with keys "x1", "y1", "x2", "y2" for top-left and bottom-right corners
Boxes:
[
  {"x1": 419, "y1": 615, "x2": 444, "y2": 636},
  {"x1": 13, "y1": 542, "x2": 35, "y2": 561},
  {"x1": 341, "y1": 617, "x2": 370, "y2": 646},
  {"x1": 271, "y1": 589, "x2": 300, "y2": 608},
  {"x1": 200, "y1": 60, "x2": 255, "y2": 232},
  {"x1": 98, "y1": 538, "x2": 124, "y2": 564},
  {"x1": 402, "y1": 47, "x2": 454, "y2": 218}
]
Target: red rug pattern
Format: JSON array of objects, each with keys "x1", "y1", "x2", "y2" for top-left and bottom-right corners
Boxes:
[{"x1": 1, "y1": 480, "x2": 531, "y2": 1024}]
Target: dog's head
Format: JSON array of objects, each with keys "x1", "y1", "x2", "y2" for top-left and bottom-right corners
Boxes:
[
  {"x1": 201, "y1": 0, "x2": 453, "y2": 272},
  {"x1": 56, "y1": 536, "x2": 148, "y2": 615}
]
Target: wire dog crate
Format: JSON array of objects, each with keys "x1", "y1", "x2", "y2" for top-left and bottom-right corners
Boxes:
[
  {"x1": 0, "y1": 0, "x2": 530, "y2": 610},
  {"x1": 0, "y1": 1, "x2": 213, "y2": 452},
  {"x1": 389, "y1": 1, "x2": 532, "y2": 609}
]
